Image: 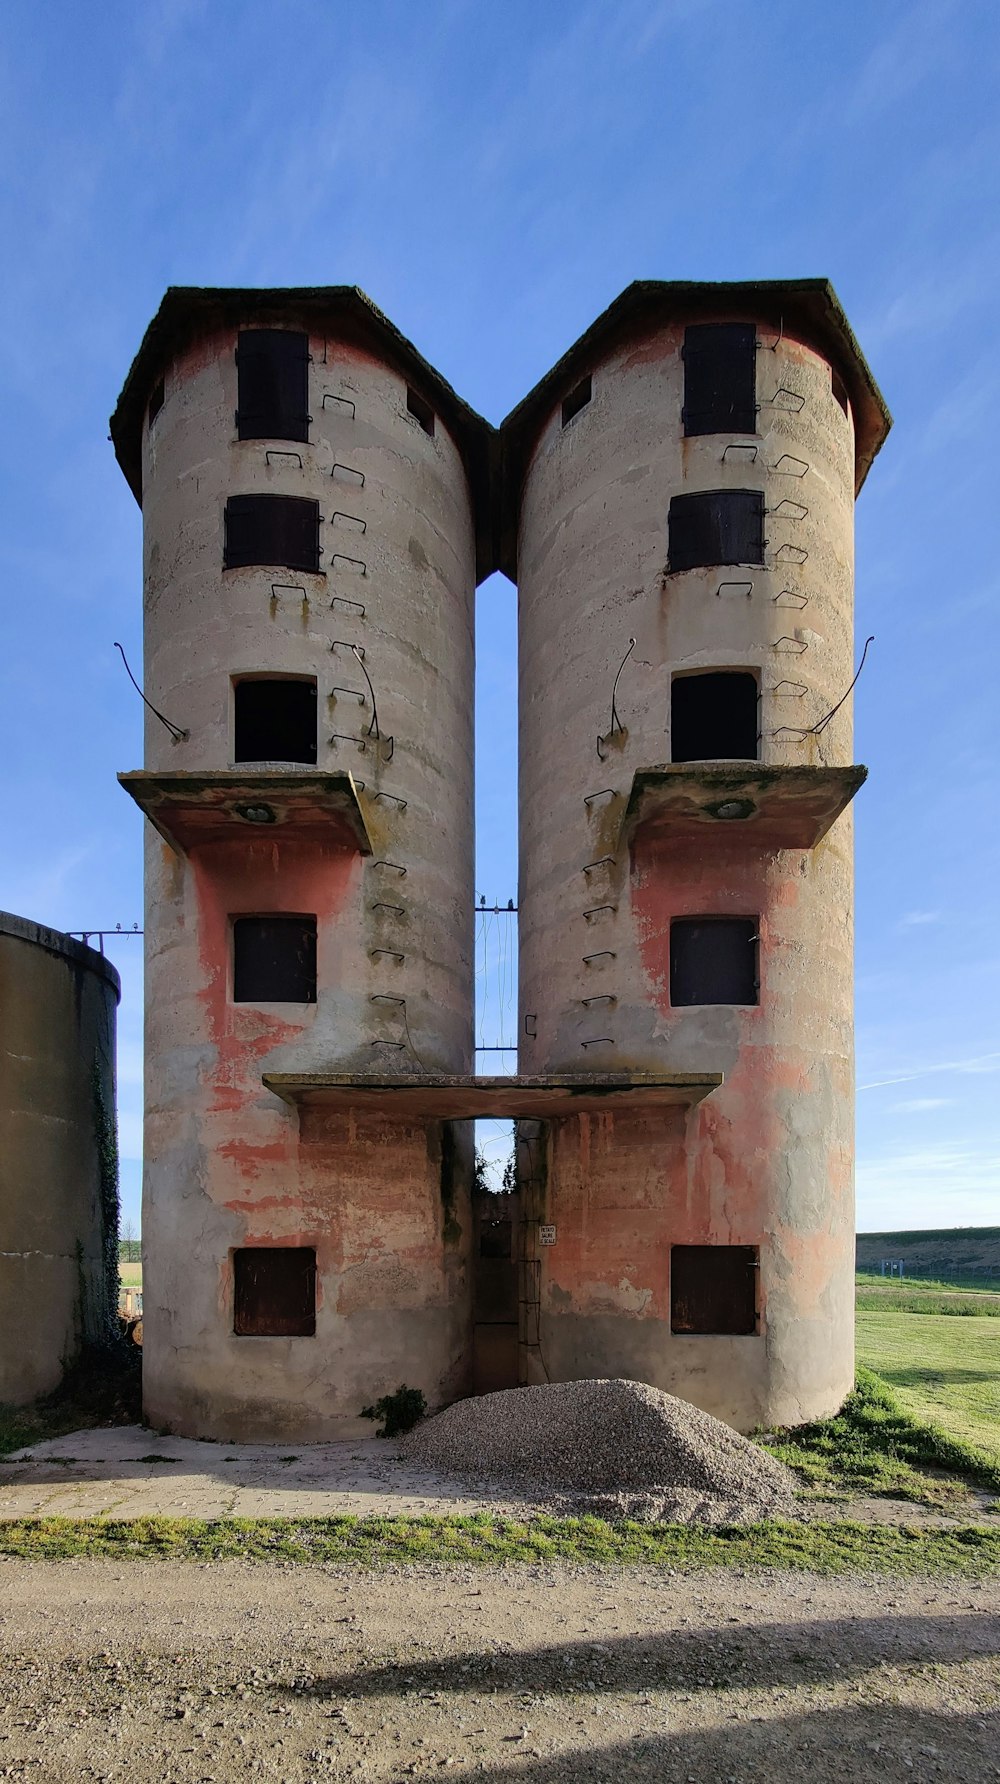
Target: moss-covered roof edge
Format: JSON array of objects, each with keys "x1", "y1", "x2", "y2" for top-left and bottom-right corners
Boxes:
[
  {"x1": 497, "y1": 277, "x2": 892, "y2": 580},
  {"x1": 109, "y1": 285, "x2": 499, "y2": 582}
]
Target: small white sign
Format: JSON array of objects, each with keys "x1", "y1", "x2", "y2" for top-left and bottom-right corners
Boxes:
[{"x1": 539, "y1": 1224, "x2": 557, "y2": 1247}]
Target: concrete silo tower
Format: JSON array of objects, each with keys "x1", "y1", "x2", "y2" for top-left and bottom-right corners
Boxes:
[
  {"x1": 112, "y1": 288, "x2": 492, "y2": 1439},
  {"x1": 503, "y1": 282, "x2": 890, "y2": 1429}
]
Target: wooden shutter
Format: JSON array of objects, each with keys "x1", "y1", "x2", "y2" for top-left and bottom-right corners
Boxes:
[
  {"x1": 670, "y1": 917, "x2": 758, "y2": 1007},
  {"x1": 234, "y1": 1248, "x2": 316, "y2": 1336},
  {"x1": 224, "y1": 495, "x2": 320, "y2": 572},
  {"x1": 683, "y1": 323, "x2": 756, "y2": 435},
  {"x1": 668, "y1": 490, "x2": 764, "y2": 571},
  {"x1": 670, "y1": 1245, "x2": 758, "y2": 1334},
  {"x1": 236, "y1": 330, "x2": 310, "y2": 442},
  {"x1": 233, "y1": 916, "x2": 317, "y2": 1003}
]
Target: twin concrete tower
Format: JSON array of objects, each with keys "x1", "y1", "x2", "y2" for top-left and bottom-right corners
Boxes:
[{"x1": 112, "y1": 281, "x2": 889, "y2": 1440}]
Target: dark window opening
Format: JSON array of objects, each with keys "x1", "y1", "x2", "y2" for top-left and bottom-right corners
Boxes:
[
  {"x1": 236, "y1": 329, "x2": 310, "y2": 442},
  {"x1": 671, "y1": 1244, "x2": 758, "y2": 1334},
  {"x1": 831, "y1": 367, "x2": 850, "y2": 419},
  {"x1": 480, "y1": 1219, "x2": 512, "y2": 1260},
  {"x1": 670, "y1": 917, "x2": 759, "y2": 1007},
  {"x1": 234, "y1": 678, "x2": 317, "y2": 765},
  {"x1": 668, "y1": 490, "x2": 764, "y2": 572},
  {"x1": 562, "y1": 375, "x2": 592, "y2": 427},
  {"x1": 233, "y1": 915, "x2": 317, "y2": 1004},
  {"x1": 148, "y1": 378, "x2": 165, "y2": 426},
  {"x1": 234, "y1": 1247, "x2": 316, "y2": 1336},
  {"x1": 671, "y1": 671, "x2": 759, "y2": 763},
  {"x1": 406, "y1": 386, "x2": 435, "y2": 436},
  {"x1": 224, "y1": 494, "x2": 320, "y2": 573},
  {"x1": 682, "y1": 323, "x2": 756, "y2": 436}
]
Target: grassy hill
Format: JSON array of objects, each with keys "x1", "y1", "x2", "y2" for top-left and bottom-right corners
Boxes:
[{"x1": 856, "y1": 1225, "x2": 1000, "y2": 1280}]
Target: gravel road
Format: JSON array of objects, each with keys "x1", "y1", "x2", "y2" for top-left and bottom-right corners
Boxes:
[{"x1": 0, "y1": 1559, "x2": 997, "y2": 1781}]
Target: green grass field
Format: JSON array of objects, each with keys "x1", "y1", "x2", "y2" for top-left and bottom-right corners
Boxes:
[
  {"x1": 856, "y1": 1310, "x2": 1000, "y2": 1470},
  {"x1": 118, "y1": 1263, "x2": 142, "y2": 1288},
  {"x1": 856, "y1": 1274, "x2": 1000, "y2": 1316}
]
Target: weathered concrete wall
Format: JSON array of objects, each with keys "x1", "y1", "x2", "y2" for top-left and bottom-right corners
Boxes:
[
  {"x1": 516, "y1": 313, "x2": 859, "y2": 1428},
  {"x1": 135, "y1": 306, "x2": 477, "y2": 1438},
  {"x1": 0, "y1": 914, "x2": 120, "y2": 1405}
]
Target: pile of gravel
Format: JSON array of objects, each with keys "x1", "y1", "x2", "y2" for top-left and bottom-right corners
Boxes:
[{"x1": 400, "y1": 1378, "x2": 796, "y2": 1523}]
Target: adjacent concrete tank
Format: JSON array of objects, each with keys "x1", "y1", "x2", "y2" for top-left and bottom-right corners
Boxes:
[
  {"x1": 112, "y1": 288, "x2": 491, "y2": 1439},
  {"x1": 0, "y1": 913, "x2": 120, "y2": 1405},
  {"x1": 506, "y1": 281, "x2": 890, "y2": 1429}
]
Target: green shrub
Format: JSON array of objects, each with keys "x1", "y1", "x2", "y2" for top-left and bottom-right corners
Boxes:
[{"x1": 361, "y1": 1385, "x2": 427, "y2": 1438}]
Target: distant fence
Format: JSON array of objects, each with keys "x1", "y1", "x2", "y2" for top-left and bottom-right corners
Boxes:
[{"x1": 857, "y1": 1260, "x2": 1000, "y2": 1286}]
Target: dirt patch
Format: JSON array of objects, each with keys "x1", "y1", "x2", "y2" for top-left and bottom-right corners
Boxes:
[{"x1": 0, "y1": 1558, "x2": 997, "y2": 1780}]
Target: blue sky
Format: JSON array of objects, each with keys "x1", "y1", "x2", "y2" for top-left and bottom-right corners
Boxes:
[{"x1": 1, "y1": 0, "x2": 998, "y2": 1232}]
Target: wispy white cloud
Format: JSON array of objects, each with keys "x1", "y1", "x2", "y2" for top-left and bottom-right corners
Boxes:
[
  {"x1": 860, "y1": 1051, "x2": 1000, "y2": 1092},
  {"x1": 898, "y1": 909, "x2": 941, "y2": 928},
  {"x1": 888, "y1": 1096, "x2": 954, "y2": 1113}
]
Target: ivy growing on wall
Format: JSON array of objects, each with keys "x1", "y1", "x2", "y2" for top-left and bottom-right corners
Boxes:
[{"x1": 91, "y1": 1060, "x2": 121, "y2": 1346}]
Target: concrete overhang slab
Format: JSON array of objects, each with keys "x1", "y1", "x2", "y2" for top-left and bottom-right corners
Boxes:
[
  {"x1": 619, "y1": 762, "x2": 867, "y2": 852},
  {"x1": 261, "y1": 1071, "x2": 723, "y2": 1117},
  {"x1": 118, "y1": 769, "x2": 372, "y2": 855}
]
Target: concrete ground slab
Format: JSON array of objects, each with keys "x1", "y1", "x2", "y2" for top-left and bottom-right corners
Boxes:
[{"x1": 0, "y1": 1426, "x2": 534, "y2": 1520}]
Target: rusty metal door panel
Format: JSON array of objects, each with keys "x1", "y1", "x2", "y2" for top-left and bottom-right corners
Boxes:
[
  {"x1": 233, "y1": 1247, "x2": 316, "y2": 1336},
  {"x1": 670, "y1": 1244, "x2": 758, "y2": 1334}
]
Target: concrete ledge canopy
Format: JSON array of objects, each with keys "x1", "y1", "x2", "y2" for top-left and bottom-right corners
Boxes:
[
  {"x1": 0, "y1": 910, "x2": 121, "y2": 1001},
  {"x1": 118, "y1": 769, "x2": 373, "y2": 855},
  {"x1": 262, "y1": 1072, "x2": 724, "y2": 1117},
  {"x1": 619, "y1": 763, "x2": 868, "y2": 852}
]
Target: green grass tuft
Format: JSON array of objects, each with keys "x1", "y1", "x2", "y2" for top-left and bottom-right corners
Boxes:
[
  {"x1": 764, "y1": 1366, "x2": 1000, "y2": 1503},
  {"x1": 0, "y1": 1512, "x2": 996, "y2": 1574}
]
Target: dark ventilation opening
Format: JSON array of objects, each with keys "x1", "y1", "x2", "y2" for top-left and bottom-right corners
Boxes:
[
  {"x1": 671, "y1": 671, "x2": 759, "y2": 762},
  {"x1": 236, "y1": 329, "x2": 310, "y2": 442},
  {"x1": 406, "y1": 386, "x2": 435, "y2": 436},
  {"x1": 831, "y1": 367, "x2": 850, "y2": 419},
  {"x1": 234, "y1": 1247, "x2": 316, "y2": 1336},
  {"x1": 670, "y1": 1244, "x2": 758, "y2": 1334},
  {"x1": 562, "y1": 375, "x2": 592, "y2": 427},
  {"x1": 668, "y1": 489, "x2": 765, "y2": 572},
  {"x1": 480, "y1": 1219, "x2": 512, "y2": 1260},
  {"x1": 682, "y1": 322, "x2": 756, "y2": 435},
  {"x1": 224, "y1": 495, "x2": 320, "y2": 572},
  {"x1": 670, "y1": 917, "x2": 759, "y2": 1007},
  {"x1": 233, "y1": 915, "x2": 317, "y2": 1004},
  {"x1": 148, "y1": 378, "x2": 165, "y2": 426},
  {"x1": 234, "y1": 678, "x2": 317, "y2": 765}
]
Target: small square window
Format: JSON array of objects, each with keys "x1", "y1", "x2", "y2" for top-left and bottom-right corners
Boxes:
[
  {"x1": 670, "y1": 917, "x2": 758, "y2": 1007},
  {"x1": 406, "y1": 386, "x2": 435, "y2": 436},
  {"x1": 682, "y1": 323, "x2": 756, "y2": 435},
  {"x1": 234, "y1": 1247, "x2": 316, "y2": 1336},
  {"x1": 148, "y1": 378, "x2": 165, "y2": 426},
  {"x1": 561, "y1": 376, "x2": 592, "y2": 427},
  {"x1": 234, "y1": 677, "x2": 317, "y2": 765},
  {"x1": 224, "y1": 495, "x2": 320, "y2": 573},
  {"x1": 671, "y1": 671, "x2": 759, "y2": 762},
  {"x1": 668, "y1": 490, "x2": 765, "y2": 573},
  {"x1": 233, "y1": 915, "x2": 317, "y2": 1004},
  {"x1": 671, "y1": 1244, "x2": 758, "y2": 1334}
]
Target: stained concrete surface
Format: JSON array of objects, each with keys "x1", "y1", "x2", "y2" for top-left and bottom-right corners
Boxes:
[
  {"x1": 1, "y1": 1427, "x2": 995, "y2": 1528},
  {"x1": 0, "y1": 1427, "x2": 535, "y2": 1521}
]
